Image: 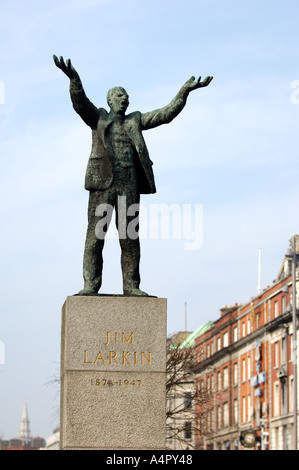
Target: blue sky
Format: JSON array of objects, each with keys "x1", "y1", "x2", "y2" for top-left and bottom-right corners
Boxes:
[{"x1": 1, "y1": 0, "x2": 299, "y2": 440}]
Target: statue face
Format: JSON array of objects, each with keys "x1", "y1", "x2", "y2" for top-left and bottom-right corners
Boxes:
[{"x1": 108, "y1": 88, "x2": 129, "y2": 115}]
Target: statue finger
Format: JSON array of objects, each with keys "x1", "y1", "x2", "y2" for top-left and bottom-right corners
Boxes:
[
  {"x1": 53, "y1": 54, "x2": 59, "y2": 66},
  {"x1": 59, "y1": 56, "x2": 66, "y2": 68},
  {"x1": 201, "y1": 76, "x2": 212, "y2": 87},
  {"x1": 186, "y1": 76, "x2": 195, "y2": 84}
]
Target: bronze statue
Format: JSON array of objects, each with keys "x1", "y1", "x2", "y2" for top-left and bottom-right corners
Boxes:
[{"x1": 53, "y1": 55, "x2": 213, "y2": 296}]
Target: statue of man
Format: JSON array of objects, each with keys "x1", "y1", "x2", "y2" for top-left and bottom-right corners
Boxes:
[{"x1": 53, "y1": 55, "x2": 213, "y2": 296}]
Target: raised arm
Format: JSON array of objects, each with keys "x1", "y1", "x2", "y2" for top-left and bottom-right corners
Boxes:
[
  {"x1": 53, "y1": 55, "x2": 98, "y2": 128},
  {"x1": 141, "y1": 75, "x2": 213, "y2": 130}
]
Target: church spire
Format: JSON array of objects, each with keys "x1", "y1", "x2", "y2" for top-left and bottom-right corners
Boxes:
[{"x1": 19, "y1": 399, "x2": 30, "y2": 442}]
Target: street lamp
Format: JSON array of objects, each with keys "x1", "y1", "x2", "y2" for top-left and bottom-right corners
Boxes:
[{"x1": 285, "y1": 235, "x2": 299, "y2": 450}]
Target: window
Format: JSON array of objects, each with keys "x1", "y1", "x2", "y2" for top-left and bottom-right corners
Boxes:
[
  {"x1": 242, "y1": 396, "x2": 246, "y2": 423},
  {"x1": 217, "y1": 371, "x2": 221, "y2": 391},
  {"x1": 208, "y1": 410, "x2": 213, "y2": 432},
  {"x1": 233, "y1": 326, "x2": 238, "y2": 342},
  {"x1": 282, "y1": 376, "x2": 287, "y2": 414},
  {"x1": 217, "y1": 406, "x2": 222, "y2": 429},
  {"x1": 242, "y1": 358, "x2": 246, "y2": 382},
  {"x1": 274, "y1": 300, "x2": 279, "y2": 318},
  {"x1": 281, "y1": 337, "x2": 286, "y2": 365},
  {"x1": 233, "y1": 362, "x2": 238, "y2": 385},
  {"x1": 198, "y1": 379, "x2": 205, "y2": 394},
  {"x1": 289, "y1": 377, "x2": 294, "y2": 412},
  {"x1": 247, "y1": 317, "x2": 251, "y2": 334},
  {"x1": 290, "y1": 424, "x2": 294, "y2": 449},
  {"x1": 283, "y1": 425, "x2": 288, "y2": 450},
  {"x1": 223, "y1": 402, "x2": 229, "y2": 427},
  {"x1": 217, "y1": 337, "x2": 221, "y2": 351},
  {"x1": 207, "y1": 374, "x2": 213, "y2": 394},
  {"x1": 247, "y1": 355, "x2": 251, "y2": 379},
  {"x1": 223, "y1": 367, "x2": 228, "y2": 389},
  {"x1": 184, "y1": 421, "x2": 192, "y2": 440},
  {"x1": 206, "y1": 375, "x2": 210, "y2": 394},
  {"x1": 223, "y1": 331, "x2": 229, "y2": 347},
  {"x1": 274, "y1": 382, "x2": 280, "y2": 417},
  {"x1": 242, "y1": 322, "x2": 246, "y2": 337},
  {"x1": 282, "y1": 296, "x2": 287, "y2": 313},
  {"x1": 233, "y1": 399, "x2": 238, "y2": 424},
  {"x1": 275, "y1": 427, "x2": 279, "y2": 450},
  {"x1": 268, "y1": 300, "x2": 271, "y2": 322},
  {"x1": 275, "y1": 341, "x2": 280, "y2": 367},
  {"x1": 184, "y1": 392, "x2": 192, "y2": 409}
]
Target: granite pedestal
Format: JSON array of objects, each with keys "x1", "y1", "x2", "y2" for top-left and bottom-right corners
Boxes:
[{"x1": 60, "y1": 295, "x2": 167, "y2": 450}]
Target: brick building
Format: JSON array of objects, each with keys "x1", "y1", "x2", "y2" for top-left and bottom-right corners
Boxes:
[{"x1": 193, "y1": 236, "x2": 299, "y2": 450}]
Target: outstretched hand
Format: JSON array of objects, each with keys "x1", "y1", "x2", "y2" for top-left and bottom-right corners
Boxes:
[
  {"x1": 53, "y1": 55, "x2": 79, "y2": 79},
  {"x1": 184, "y1": 75, "x2": 213, "y2": 92}
]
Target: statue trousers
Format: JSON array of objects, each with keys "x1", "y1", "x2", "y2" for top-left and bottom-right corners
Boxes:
[{"x1": 82, "y1": 169, "x2": 141, "y2": 293}]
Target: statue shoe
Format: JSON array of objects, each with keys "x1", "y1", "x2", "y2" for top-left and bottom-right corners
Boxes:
[
  {"x1": 76, "y1": 288, "x2": 98, "y2": 296},
  {"x1": 123, "y1": 287, "x2": 149, "y2": 297}
]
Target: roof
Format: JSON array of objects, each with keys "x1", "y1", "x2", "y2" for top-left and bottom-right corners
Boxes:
[{"x1": 177, "y1": 321, "x2": 214, "y2": 349}]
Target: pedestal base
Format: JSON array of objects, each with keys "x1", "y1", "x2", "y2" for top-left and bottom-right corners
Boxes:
[{"x1": 60, "y1": 295, "x2": 167, "y2": 450}]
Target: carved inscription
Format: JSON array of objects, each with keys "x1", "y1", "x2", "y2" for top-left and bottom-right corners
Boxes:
[
  {"x1": 83, "y1": 332, "x2": 152, "y2": 366},
  {"x1": 90, "y1": 378, "x2": 142, "y2": 387},
  {"x1": 104, "y1": 332, "x2": 134, "y2": 346}
]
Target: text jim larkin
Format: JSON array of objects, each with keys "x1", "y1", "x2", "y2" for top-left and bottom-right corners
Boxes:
[{"x1": 83, "y1": 332, "x2": 152, "y2": 366}]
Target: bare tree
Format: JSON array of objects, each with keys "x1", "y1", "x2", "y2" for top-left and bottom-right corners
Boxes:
[{"x1": 166, "y1": 339, "x2": 218, "y2": 449}]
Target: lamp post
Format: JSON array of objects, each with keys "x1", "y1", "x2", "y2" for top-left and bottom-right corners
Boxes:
[
  {"x1": 286, "y1": 235, "x2": 298, "y2": 450},
  {"x1": 291, "y1": 236, "x2": 298, "y2": 450}
]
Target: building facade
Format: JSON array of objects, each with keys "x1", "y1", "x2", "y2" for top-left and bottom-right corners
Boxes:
[{"x1": 193, "y1": 237, "x2": 299, "y2": 450}]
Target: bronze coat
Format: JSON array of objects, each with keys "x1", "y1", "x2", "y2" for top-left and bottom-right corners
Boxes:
[
  {"x1": 86, "y1": 109, "x2": 156, "y2": 194},
  {"x1": 69, "y1": 75, "x2": 190, "y2": 195}
]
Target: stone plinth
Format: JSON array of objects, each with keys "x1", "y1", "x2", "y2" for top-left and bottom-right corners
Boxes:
[{"x1": 60, "y1": 295, "x2": 167, "y2": 450}]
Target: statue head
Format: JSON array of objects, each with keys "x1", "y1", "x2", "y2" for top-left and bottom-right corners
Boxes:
[{"x1": 107, "y1": 87, "x2": 129, "y2": 115}]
